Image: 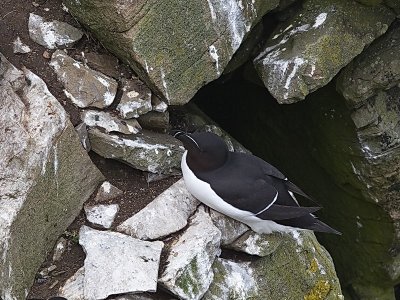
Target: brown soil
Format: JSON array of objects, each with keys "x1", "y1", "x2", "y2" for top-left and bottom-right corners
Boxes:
[{"x1": 1, "y1": 1, "x2": 179, "y2": 299}]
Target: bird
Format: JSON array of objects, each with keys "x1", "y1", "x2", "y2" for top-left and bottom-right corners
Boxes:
[{"x1": 174, "y1": 130, "x2": 340, "y2": 235}]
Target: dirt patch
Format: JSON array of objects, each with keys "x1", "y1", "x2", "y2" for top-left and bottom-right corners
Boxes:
[{"x1": 1, "y1": 1, "x2": 179, "y2": 299}]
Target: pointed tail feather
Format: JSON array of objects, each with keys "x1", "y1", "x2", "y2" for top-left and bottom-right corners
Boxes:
[
  {"x1": 309, "y1": 219, "x2": 341, "y2": 235},
  {"x1": 285, "y1": 180, "x2": 321, "y2": 206}
]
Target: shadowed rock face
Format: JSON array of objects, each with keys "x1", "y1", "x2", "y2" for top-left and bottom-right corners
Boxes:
[
  {"x1": 63, "y1": 0, "x2": 280, "y2": 105},
  {"x1": 0, "y1": 54, "x2": 104, "y2": 300}
]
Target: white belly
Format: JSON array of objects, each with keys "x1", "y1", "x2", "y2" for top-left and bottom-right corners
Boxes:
[{"x1": 180, "y1": 151, "x2": 294, "y2": 234}]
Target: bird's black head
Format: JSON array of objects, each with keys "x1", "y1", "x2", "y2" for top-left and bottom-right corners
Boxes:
[{"x1": 174, "y1": 131, "x2": 229, "y2": 172}]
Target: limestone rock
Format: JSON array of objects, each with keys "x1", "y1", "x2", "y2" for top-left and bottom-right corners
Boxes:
[
  {"x1": 254, "y1": 0, "x2": 395, "y2": 104},
  {"x1": 28, "y1": 13, "x2": 83, "y2": 49},
  {"x1": 64, "y1": 0, "x2": 280, "y2": 105},
  {"x1": 58, "y1": 267, "x2": 84, "y2": 300},
  {"x1": 88, "y1": 128, "x2": 184, "y2": 174},
  {"x1": 117, "y1": 78, "x2": 152, "y2": 119},
  {"x1": 151, "y1": 95, "x2": 168, "y2": 113},
  {"x1": 84, "y1": 204, "x2": 119, "y2": 229},
  {"x1": 52, "y1": 237, "x2": 68, "y2": 262},
  {"x1": 13, "y1": 36, "x2": 31, "y2": 54},
  {"x1": 203, "y1": 258, "x2": 257, "y2": 300},
  {"x1": 0, "y1": 54, "x2": 104, "y2": 300},
  {"x1": 159, "y1": 207, "x2": 222, "y2": 300},
  {"x1": 117, "y1": 179, "x2": 199, "y2": 240},
  {"x1": 81, "y1": 110, "x2": 141, "y2": 134},
  {"x1": 50, "y1": 50, "x2": 117, "y2": 108},
  {"x1": 209, "y1": 210, "x2": 249, "y2": 246},
  {"x1": 94, "y1": 181, "x2": 123, "y2": 203},
  {"x1": 79, "y1": 226, "x2": 164, "y2": 299},
  {"x1": 228, "y1": 231, "x2": 283, "y2": 257},
  {"x1": 74, "y1": 122, "x2": 91, "y2": 151},
  {"x1": 84, "y1": 52, "x2": 120, "y2": 79}
]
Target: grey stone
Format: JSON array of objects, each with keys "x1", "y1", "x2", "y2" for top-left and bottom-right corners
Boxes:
[
  {"x1": 151, "y1": 95, "x2": 168, "y2": 113},
  {"x1": 203, "y1": 258, "x2": 257, "y2": 300},
  {"x1": 13, "y1": 36, "x2": 31, "y2": 54},
  {"x1": 74, "y1": 122, "x2": 91, "y2": 151},
  {"x1": 58, "y1": 267, "x2": 84, "y2": 300},
  {"x1": 81, "y1": 110, "x2": 141, "y2": 134},
  {"x1": 64, "y1": 0, "x2": 280, "y2": 105},
  {"x1": 228, "y1": 231, "x2": 283, "y2": 257},
  {"x1": 117, "y1": 179, "x2": 199, "y2": 240},
  {"x1": 88, "y1": 128, "x2": 184, "y2": 174},
  {"x1": 94, "y1": 181, "x2": 123, "y2": 203},
  {"x1": 52, "y1": 237, "x2": 68, "y2": 262},
  {"x1": 84, "y1": 52, "x2": 120, "y2": 79},
  {"x1": 0, "y1": 54, "x2": 104, "y2": 300},
  {"x1": 209, "y1": 210, "x2": 249, "y2": 246},
  {"x1": 84, "y1": 204, "x2": 119, "y2": 229},
  {"x1": 80, "y1": 226, "x2": 164, "y2": 299},
  {"x1": 50, "y1": 50, "x2": 118, "y2": 108},
  {"x1": 28, "y1": 13, "x2": 83, "y2": 49},
  {"x1": 159, "y1": 206, "x2": 221, "y2": 300},
  {"x1": 137, "y1": 111, "x2": 169, "y2": 132},
  {"x1": 254, "y1": 0, "x2": 395, "y2": 104},
  {"x1": 117, "y1": 78, "x2": 152, "y2": 119}
]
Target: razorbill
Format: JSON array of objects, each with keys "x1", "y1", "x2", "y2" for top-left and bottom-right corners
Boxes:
[{"x1": 174, "y1": 131, "x2": 340, "y2": 235}]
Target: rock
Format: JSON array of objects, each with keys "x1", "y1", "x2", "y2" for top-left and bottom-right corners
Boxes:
[
  {"x1": 117, "y1": 78, "x2": 152, "y2": 119},
  {"x1": 84, "y1": 204, "x2": 119, "y2": 229},
  {"x1": 74, "y1": 122, "x2": 91, "y2": 151},
  {"x1": 94, "y1": 181, "x2": 123, "y2": 203},
  {"x1": 64, "y1": 0, "x2": 280, "y2": 105},
  {"x1": 84, "y1": 52, "x2": 120, "y2": 79},
  {"x1": 81, "y1": 110, "x2": 141, "y2": 134},
  {"x1": 0, "y1": 54, "x2": 104, "y2": 300},
  {"x1": 52, "y1": 237, "x2": 68, "y2": 262},
  {"x1": 50, "y1": 50, "x2": 118, "y2": 108},
  {"x1": 151, "y1": 95, "x2": 168, "y2": 113},
  {"x1": 228, "y1": 231, "x2": 283, "y2": 257},
  {"x1": 159, "y1": 206, "x2": 221, "y2": 300},
  {"x1": 117, "y1": 179, "x2": 199, "y2": 240},
  {"x1": 13, "y1": 36, "x2": 31, "y2": 54},
  {"x1": 88, "y1": 128, "x2": 184, "y2": 174},
  {"x1": 253, "y1": 0, "x2": 395, "y2": 104},
  {"x1": 203, "y1": 258, "x2": 257, "y2": 300},
  {"x1": 110, "y1": 294, "x2": 154, "y2": 300},
  {"x1": 334, "y1": 20, "x2": 400, "y2": 298},
  {"x1": 28, "y1": 13, "x2": 83, "y2": 49},
  {"x1": 58, "y1": 267, "x2": 84, "y2": 300},
  {"x1": 137, "y1": 111, "x2": 169, "y2": 132},
  {"x1": 79, "y1": 226, "x2": 164, "y2": 299},
  {"x1": 208, "y1": 210, "x2": 249, "y2": 246}
]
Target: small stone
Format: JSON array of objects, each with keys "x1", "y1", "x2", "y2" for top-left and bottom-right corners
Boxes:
[
  {"x1": 84, "y1": 52, "x2": 120, "y2": 79},
  {"x1": 49, "y1": 280, "x2": 59, "y2": 289},
  {"x1": 48, "y1": 265, "x2": 57, "y2": 273},
  {"x1": 50, "y1": 50, "x2": 117, "y2": 108},
  {"x1": 32, "y1": 1, "x2": 39, "y2": 7},
  {"x1": 159, "y1": 206, "x2": 221, "y2": 300},
  {"x1": 43, "y1": 50, "x2": 51, "y2": 59},
  {"x1": 94, "y1": 181, "x2": 123, "y2": 203},
  {"x1": 117, "y1": 78, "x2": 152, "y2": 119},
  {"x1": 80, "y1": 226, "x2": 164, "y2": 299},
  {"x1": 84, "y1": 204, "x2": 119, "y2": 229},
  {"x1": 58, "y1": 267, "x2": 84, "y2": 300},
  {"x1": 81, "y1": 110, "x2": 141, "y2": 134},
  {"x1": 52, "y1": 237, "x2": 68, "y2": 262},
  {"x1": 74, "y1": 122, "x2": 91, "y2": 151},
  {"x1": 138, "y1": 111, "x2": 169, "y2": 132},
  {"x1": 228, "y1": 231, "x2": 283, "y2": 257},
  {"x1": 209, "y1": 210, "x2": 249, "y2": 246},
  {"x1": 28, "y1": 13, "x2": 83, "y2": 49},
  {"x1": 117, "y1": 179, "x2": 199, "y2": 240},
  {"x1": 151, "y1": 95, "x2": 168, "y2": 112},
  {"x1": 13, "y1": 37, "x2": 31, "y2": 54}
]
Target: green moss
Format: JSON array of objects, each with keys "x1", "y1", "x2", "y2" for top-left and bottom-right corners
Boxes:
[
  {"x1": 304, "y1": 280, "x2": 331, "y2": 300},
  {"x1": 175, "y1": 258, "x2": 201, "y2": 296}
]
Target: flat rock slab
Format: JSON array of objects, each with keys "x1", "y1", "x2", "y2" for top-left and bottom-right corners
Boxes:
[
  {"x1": 0, "y1": 54, "x2": 103, "y2": 300},
  {"x1": 159, "y1": 206, "x2": 221, "y2": 300},
  {"x1": 50, "y1": 50, "x2": 117, "y2": 108},
  {"x1": 80, "y1": 226, "x2": 164, "y2": 299},
  {"x1": 204, "y1": 258, "x2": 257, "y2": 300},
  {"x1": 81, "y1": 110, "x2": 141, "y2": 134},
  {"x1": 28, "y1": 13, "x2": 83, "y2": 49},
  {"x1": 117, "y1": 78, "x2": 152, "y2": 119},
  {"x1": 58, "y1": 267, "x2": 84, "y2": 300},
  {"x1": 13, "y1": 36, "x2": 31, "y2": 54},
  {"x1": 84, "y1": 204, "x2": 119, "y2": 229},
  {"x1": 209, "y1": 210, "x2": 249, "y2": 246},
  {"x1": 64, "y1": 0, "x2": 279, "y2": 105},
  {"x1": 254, "y1": 0, "x2": 395, "y2": 104},
  {"x1": 88, "y1": 128, "x2": 184, "y2": 174},
  {"x1": 117, "y1": 179, "x2": 199, "y2": 240},
  {"x1": 137, "y1": 111, "x2": 169, "y2": 132},
  {"x1": 227, "y1": 231, "x2": 283, "y2": 257}
]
